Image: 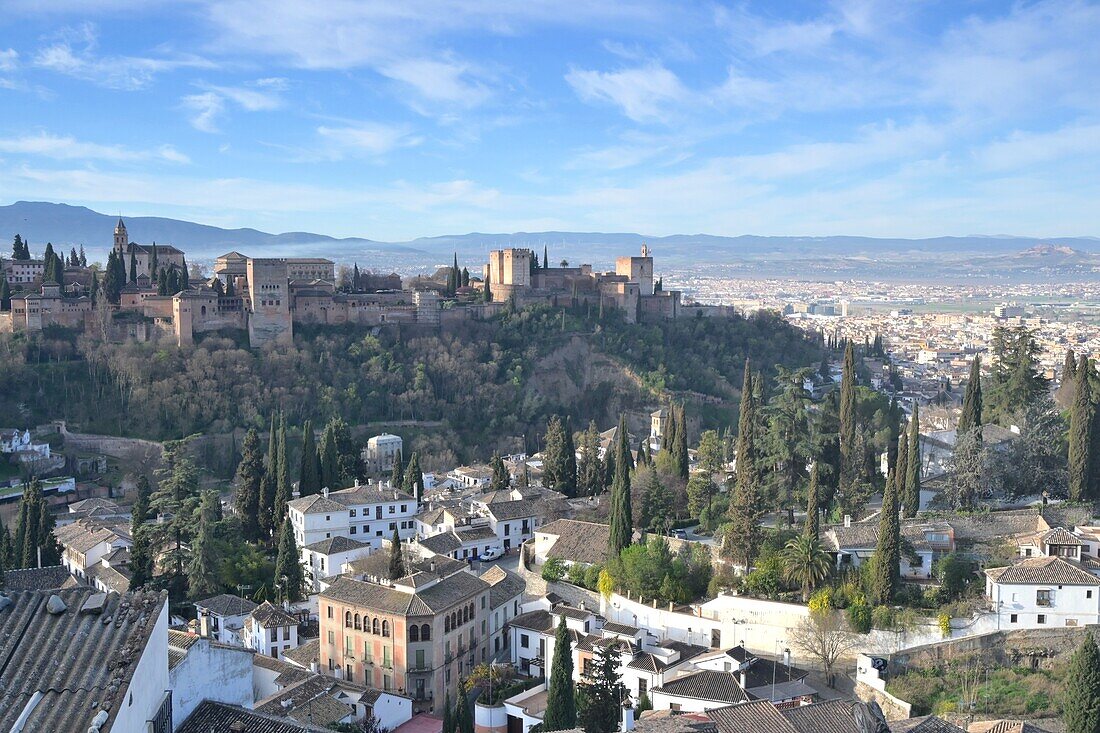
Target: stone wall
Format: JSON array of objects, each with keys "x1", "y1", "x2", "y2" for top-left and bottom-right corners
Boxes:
[
  {"x1": 854, "y1": 680, "x2": 912, "y2": 721},
  {"x1": 891, "y1": 625, "x2": 1096, "y2": 673}
]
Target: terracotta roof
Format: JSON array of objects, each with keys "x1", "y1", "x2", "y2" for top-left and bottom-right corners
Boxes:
[
  {"x1": 708, "y1": 701, "x2": 798, "y2": 733},
  {"x1": 893, "y1": 717, "x2": 966, "y2": 732},
  {"x1": 177, "y1": 700, "x2": 331, "y2": 733},
  {"x1": 984, "y1": 556, "x2": 1100, "y2": 585},
  {"x1": 252, "y1": 601, "x2": 298, "y2": 627},
  {"x1": 321, "y1": 571, "x2": 487, "y2": 616},
  {"x1": 1041, "y1": 527, "x2": 1084, "y2": 546},
  {"x1": 283, "y1": 638, "x2": 320, "y2": 669},
  {"x1": 197, "y1": 593, "x2": 258, "y2": 617},
  {"x1": 287, "y1": 495, "x2": 347, "y2": 515},
  {"x1": 537, "y1": 519, "x2": 611, "y2": 565},
  {"x1": 328, "y1": 485, "x2": 415, "y2": 506},
  {"x1": 603, "y1": 621, "x2": 640, "y2": 636},
  {"x1": 304, "y1": 535, "x2": 370, "y2": 555},
  {"x1": 480, "y1": 566, "x2": 526, "y2": 608},
  {"x1": 0, "y1": 587, "x2": 166, "y2": 733},
  {"x1": 780, "y1": 700, "x2": 864, "y2": 733},
  {"x1": 508, "y1": 609, "x2": 554, "y2": 633},
  {"x1": 654, "y1": 670, "x2": 752, "y2": 704},
  {"x1": 967, "y1": 721, "x2": 1053, "y2": 733},
  {"x1": 486, "y1": 498, "x2": 540, "y2": 521}
]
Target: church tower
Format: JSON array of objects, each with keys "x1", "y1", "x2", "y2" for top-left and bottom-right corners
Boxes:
[{"x1": 114, "y1": 217, "x2": 128, "y2": 255}]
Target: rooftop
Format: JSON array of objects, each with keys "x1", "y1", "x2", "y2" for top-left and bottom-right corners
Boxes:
[{"x1": 985, "y1": 556, "x2": 1100, "y2": 585}]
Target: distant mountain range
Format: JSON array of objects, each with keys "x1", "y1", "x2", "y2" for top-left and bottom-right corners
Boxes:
[{"x1": 2, "y1": 201, "x2": 1098, "y2": 276}]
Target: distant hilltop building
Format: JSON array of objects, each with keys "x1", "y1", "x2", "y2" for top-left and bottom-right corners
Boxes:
[{"x1": 484, "y1": 243, "x2": 679, "y2": 323}]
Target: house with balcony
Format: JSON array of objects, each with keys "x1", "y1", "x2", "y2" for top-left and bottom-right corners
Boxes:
[
  {"x1": 822, "y1": 518, "x2": 954, "y2": 580},
  {"x1": 288, "y1": 483, "x2": 418, "y2": 550},
  {"x1": 986, "y1": 556, "x2": 1100, "y2": 628},
  {"x1": 195, "y1": 593, "x2": 259, "y2": 645}
]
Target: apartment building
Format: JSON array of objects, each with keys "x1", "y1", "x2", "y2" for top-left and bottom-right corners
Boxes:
[{"x1": 288, "y1": 483, "x2": 419, "y2": 549}]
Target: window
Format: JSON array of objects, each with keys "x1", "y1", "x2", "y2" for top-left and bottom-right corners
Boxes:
[
  {"x1": 350, "y1": 509, "x2": 357, "y2": 517},
  {"x1": 328, "y1": 630, "x2": 335, "y2": 643},
  {"x1": 384, "y1": 673, "x2": 393, "y2": 690},
  {"x1": 521, "y1": 634, "x2": 530, "y2": 649},
  {"x1": 373, "y1": 618, "x2": 380, "y2": 635},
  {"x1": 1089, "y1": 590, "x2": 1094, "y2": 599},
  {"x1": 1010, "y1": 614, "x2": 1018, "y2": 623},
  {"x1": 416, "y1": 649, "x2": 425, "y2": 669},
  {"x1": 346, "y1": 637, "x2": 354, "y2": 655},
  {"x1": 445, "y1": 617, "x2": 450, "y2": 633},
  {"x1": 421, "y1": 623, "x2": 431, "y2": 641},
  {"x1": 355, "y1": 614, "x2": 362, "y2": 631},
  {"x1": 382, "y1": 620, "x2": 390, "y2": 637},
  {"x1": 481, "y1": 597, "x2": 486, "y2": 609},
  {"x1": 283, "y1": 627, "x2": 290, "y2": 641},
  {"x1": 401, "y1": 505, "x2": 408, "y2": 512},
  {"x1": 390, "y1": 522, "x2": 397, "y2": 531},
  {"x1": 410, "y1": 625, "x2": 420, "y2": 642},
  {"x1": 328, "y1": 658, "x2": 335, "y2": 671},
  {"x1": 504, "y1": 525, "x2": 510, "y2": 536},
  {"x1": 1037, "y1": 590, "x2": 1053, "y2": 607},
  {"x1": 389, "y1": 506, "x2": 395, "y2": 514},
  {"x1": 345, "y1": 611, "x2": 352, "y2": 628},
  {"x1": 639, "y1": 679, "x2": 648, "y2": 696},
  {"x1": 328, "y1": 606, "x2": 334, "y2": 619},
  {"x1": 269, "y1": 628, "x2": 277, "y2": 643},
  {"x1": 384, "y1": 647, "x2": 392, "y2": 668},
  {"x1": 1038, "y1": 614, "x2": 1047, "y2": 624},
  {"x1": 350, "y1": 526, "x2": 357, "y2": 535}
]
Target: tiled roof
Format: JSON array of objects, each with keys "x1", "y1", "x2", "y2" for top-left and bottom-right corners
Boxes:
[
  {"x1": 627, "y1": 652, "x2": 665, "y2": 673},
  {"x1": 0, "y1": 587, "x2": 166, "y2": 733},
  {"x1": 283, "y1": 638, "x2": 320, "y2": 669},
  {"x1": 54, "y1": 518, "x2": 129, "y2": 554},
  {"x1": 322, "y1": 571, "x2": 487, "y2": 616},
  {"x1": 252, "y1": 601, "x2": 298, "y2": 627},
  {"x1": 480, "y1": 566, "x2": 526, "y2": 608},
  {"x1": 255, "y1": 675, "x2": 350, "y2": 723},
  {"x1": 708, "y1": 701, "x2": 798, "y2": 733},
  {"x1": 86, "y1": 562, "x2": 131, "y2": 594},
  {"x1": 329, "y1": 485, "x2": 415, "y2": 506},
  {"x1": 457, "y1": 525, "x2": 499, "y2": 541},
  {"x1": 781, "y1": 700, "x2": 867, "y2": 733},
  {"x1": 654, "y1": 670, "x2": 752, "y2": 704},
  {"x1": 486, "y1": 498, "x2": 539, "y2": 521},
  {"x1": 419, "y1": 532, "x2": 462, "y2": 554},
  {"x1": 892, "y1": 716, "x2": 966, "y2": 732},
  {"x1": 537, "y1": 519, "x2": 611, "y2": 565},
  {"x1": 177, "y1": 700, "x2": 331, "y2": 733},
  {"x1": 1, "y1": 565, "x2": 74, "y2": 591},
  {"x1": 196, "y1": 593, "x2": 258, "y2": 617},
  {"x1": 967, "y1": 721, "x2": 1053, "y2": 733},
  {"x1": 985, "y1": 556, "x2": 1100, "y2": 585},
  {"x1": 661, "y1": 640, "x2": 709, "y2": 664},
  {"x1": 304, "y1": 535, "x2": 370, "y2": 555},
  {"x1": 287, "y1": 494, "x2": 348, "y2": 515},
  {"x1": 1041, "y1": 527, "x2": 1084, "y2": 546},
  {"x1": 509, "y1": 609, "x2": 554, "y2": 633},
  {"x1": 603, "y1": 621, "x2": 639, "y2": 635},
  {"x1": 349, "y1": 550, "x2": 466, "y2": 582}
]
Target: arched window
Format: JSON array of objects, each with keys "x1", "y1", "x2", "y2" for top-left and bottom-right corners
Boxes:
[
  {"x1": 421, "y1": 624, "x2": 431, "y2": 641},
  {"x1": 354, "y1": 614, "x2": 361, "y2": 631},
  {"x1": 200, "y1": 305, "x2": 206, "y2": 316},
  {"x1": 345, "y1": 611, "x2": 352, "y2": 628},
  {"x1": 372, "y1": 618, "x2": 380, "y2": 635},
  {"x1": 462, "y1": 607, "x2": 468, "y2": 624},
  {"x1": 409, "y1": 625, "x2": 419, "y2": 642},
  {"x1": 382, "y1": 620, "x2": 389, "y2": 638},
  {"x1": 444, "y1": 617, "x2": 450, "y2": 633}
]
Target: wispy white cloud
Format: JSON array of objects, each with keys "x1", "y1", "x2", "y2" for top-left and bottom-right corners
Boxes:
[
  {"x1": 0, "y1": 131, "x2": 189, "y2": 164},
  {"x1": 33, "y1": 22, "x2": 212, "y2": 90},
  {"x1": 0, "y1": 49, "x2": 17, "y2": 71},
  {"x1": 380, "y1": 58, "x2": 492, "y2": 109},
  {"x1": 566, "y1": 63, "x2": 686, "y2": 123},
  {"x1": 315, "y1": 122, "x2": 421, "y2": 158},
  {"x1": 181, "y1": 92, "x2": 224, "y2": 133},
  {"x1": 182, "y1": 78, "x2": 287, "y2": 132}
]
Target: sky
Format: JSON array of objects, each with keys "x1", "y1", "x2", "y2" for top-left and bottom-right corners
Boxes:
[{"x1": 0, "y1": 0, "x2": 1099, "y2": 241}]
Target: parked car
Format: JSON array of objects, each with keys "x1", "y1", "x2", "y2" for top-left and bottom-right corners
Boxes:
[
  {"x1": 479, "y1": 548, "x2": 503, "y2": 562},
  {"x1": 671, "y1": 528, "x2": 688, "y2": 539}
]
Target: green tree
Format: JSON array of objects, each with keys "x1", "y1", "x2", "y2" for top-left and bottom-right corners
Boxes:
[
  {"x1": 670, "y1": 403, "x2": 689, "y2": 480},
  {"x1": 761, "y1": 367, "x2": 812, "y2": 512},
  {"x1": 390, "y1": 450, "x2": 405, "y2": 490},
  {"x1": 234, "y1": 428, "x2": 264, "y2": 541},
  {"x1": 36, "y1": 495, "x2": 62, "y2": 566},
  {"x1": 442, "y1": 693, "x2": 453, "y2": 733},
  {"x1": 298, "y1": 421, "x2": 321, "y2": 497},
  {"x1": 782, "y1": 534, "x2": 831, "y2": 601},
  {"x1": 274, "y1": 517, "x2": 305, "y2": 602},
  {"x1": 129, "y1": 474, "x2": 154, "y2": 588},
  {"x1": 11, "y1": 234, "x2": 28, "y2": 260},
  {"x1": 686, "y1": 475, "x2": 716, "y2": 521},
  {"x1": 578, "y1": 421, "x2": 604, "y2": 496},
  {"x1": 902, "y1": 406, "x2": 921, "y2": 516},
  {"x1": 838, "y1": 343, "x2": 858, "y2": 509},
  {"x1": 389, "y1": 528, "x2": 406, "y2": 580},
  {"x1": 404, "y1": 452, "x2": 425, "y2": 502},
  {"x1": 958, "y1": 356, "x2": 983, "y2": 433},
  {"x1": 608, "y1": 413, "x2": 634, "y2": 556},
  {"x1": 635, "y1": 466, "x2": 673, "y2": 533},
  {"x1": 455, "y1": 690, "x2": 474, "y2": 733},
  {"x1": 273, "y1": 415, "x2": 292, "y2": 524},
  {"x1": 727, "y1": 361, "x2": 763, "y2": 569},
  {"x1": 129, "y1": 250, "x2": 138, "y2": 283},
  {"x1": 577, "y1": 643, "x2": 629, "y2": 733},
  {"x1": 1069, "y1": 360, "x2": 1096, "y2": 501},
  {"x1": 696, "y1": 429, "x2": 723, "y2": 476},
  {"x1": 543, "y1": 415, "x2": 572, "y2": 496},
  {"x1": 870, "y1": 449, "x2": 901, "y2": 605},
  {"x1": 320, "y1": 423, "x2": 340, "y2": 491},
  {"x1": 150, "y1": 444, "x2": 201, "y2": 578},
  {"x1": 0, "y1": 280, "x2": 11, "y2": 311},
  {"x1": 1063, "y1": 634, "x2": 1100, "y2": 733},
  {"x1": 544, "y1": 616, "x2": 577, "y2": 731},
  {"x1": 489, "y1": 454, "x2": 510, "y2": 493},
  {"x1": 804, "y1": 462, "x2": 821, "y2": 539},
  {"x1": 986, "y1": 326, "x2": 1050, "y2": 424},
  {"x1": 188, "y1": 491, "x2": 222, "y2": 598},
  {"x1": 103, "y1": 249, "x2": 124, "y2": 304}
]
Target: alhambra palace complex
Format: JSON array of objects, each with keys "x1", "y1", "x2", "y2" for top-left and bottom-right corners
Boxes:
[{"x1": 0, "y1": 220, "x2": 690, "y2": 346}]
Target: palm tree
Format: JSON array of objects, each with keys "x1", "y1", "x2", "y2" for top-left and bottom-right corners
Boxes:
[{"x1": 782, "y1": 534, "x2": 832, "y2": 602}]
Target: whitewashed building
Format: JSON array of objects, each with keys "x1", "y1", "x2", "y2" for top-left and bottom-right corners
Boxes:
[
  {"x1": 985, "y1": 556, "x2": 1100, "y2": 628},
  {"x1": 243, "y1": 601, "x2": 300, "y2": 659},
  {"x1": 301, "y1": 535, "x2": 373, "y2": 592},
  {"x1": 288, "y1": 483, "x2": 418, "y2": 549}
]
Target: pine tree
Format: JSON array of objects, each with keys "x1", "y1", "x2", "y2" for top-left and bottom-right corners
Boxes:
[
  {"x1": 391, "y1": 450, "x2": 405, "y2": 489},
  {"x1": 274, "y1": 415, "x2": 291, "y2": 525},
  {"x1": 149, "y1": 445, "x2": 201, "y2": 578},
  {"x1": 389, "y1": 528, "x2": 406, "y2": 580},
  {"x1": 299, "y1": 421, "x2": 321, "y2": 496},
  {"x1": 608, "y1": 413, "x2": 634, "y2": 556},
  {"x1": 727, "y1": 361, "x2": 763, "y2": 569},
  {"x1": 543, "y1": 415, "x2": 570, "y2": 496},
  {"x1": 404, "y1": 453, "x2": 424, "y2": 502},
  {"x1": 544, "y1": 616, "x2": 577, "y2": 731},
  {"x1": 958, "y1": 356, "x2": 983, "y2": 433},
  {"x1": 187, "y1": 491, "x2": 222, "y2": 598},
  {"x1": 1069, "y1": 360, "x2": 1096, "y2": 501},
  {"x1": 902, "y1": 406, "x2": 921, "y2": 516},
  {"x1": 274, "y1": 517, "x2": 305, "y2": 602},
  {"x1": 870, "y1": 440, "x2": 901, "y2": 605},
  {"x1": 490, "y1": 454, "x2": 510, "y2": 493},
  {"x1": 577, "y1": 644, "x2": 629, "y2": 733},
  {"x1": 805, "y1": 462, "x2": 821, "y2": 539},
  {"x1": 320, "y1": 425, "x2": 339, "y2": 491},
  {"x1": 838, "y1": 343, "x2": 858, "y2": 505},
  {"x1": 235, "y1": 428, "x2": 264, "y2": 541},
  {"x1": 12, "y1": 234, "x2": 25, "y2": 260},
  {"x1": 578, "y1": 421, "x2": 604, "y2": 495},
  {"x1": 1063, "y1": 633, "x2": 1100, "y2": 733}
]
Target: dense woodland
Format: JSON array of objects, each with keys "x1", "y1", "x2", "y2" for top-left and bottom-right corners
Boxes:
[{"x1": 0, "y1": 304, "x2": 820, "y2": 462}]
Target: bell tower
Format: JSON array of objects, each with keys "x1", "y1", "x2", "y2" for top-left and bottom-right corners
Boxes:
[{"x1": 114, "y1": 217, "x2": 128, "y2": 255}]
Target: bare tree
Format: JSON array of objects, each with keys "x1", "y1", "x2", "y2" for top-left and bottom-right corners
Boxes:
[{"x1": 789, "y1": 609, "x2": 858, "y2": 687}]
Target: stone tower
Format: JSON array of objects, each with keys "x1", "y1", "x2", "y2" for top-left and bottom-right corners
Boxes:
[{"x1": 114, "y1": 217, "x2": 128, "y2": 255}]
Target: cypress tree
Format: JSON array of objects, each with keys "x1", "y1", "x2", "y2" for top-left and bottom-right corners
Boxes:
[
  {"x1": 543, "y1": 245, "x2": 548, "y2": 269},
  {"x1": 89, "y1": 271, "x2": 98, "y2": 306},
  {"x1": 442, "y1": 694, "x2": 453, "y2": 733},
  {"x1": 273, "y1": 415, "x2": 291, "y2": 524},
  {"x1": 157, "y1": 268, "x2": 168, "y2": 295},
  {"x1": 838, "y1": 343, "x2": 857, "y2": 503},
  {"x1": 18, "y1": 481, "x2": 41, "y2": 568},
  {"x1": 320, "y1": 425, "x2": 339, "y2": 491},
  {"x1": 1063, "y1": 633, "x2": 1100, "y2": 733},
  {"x1": 129, "y1": 250, "x2": 138, "y2": 283},
  {"x1": 391, "y1": 450, "x2": 405, "y2": 489},
  {"x1": 543, "y1": 415, "x2": 569, "y2": 496},
  {"x1": 0, "y1": 279, "x2": 11, "y2": 311},
  {"x1": 870, "y1": 438, "x2": 901, "y2": 605},
  {"x1": 636, "y1": 438, "x2": 648, "y2": 469},
  {"x1": 404, "y1": 453, "x2": 424, "y2": 502},
  {"x1": 36, "y1": 498, "x2": 62, "y2": 566},
  {"x1": 258, "y1": 472, "x2": 276, "y2": 538},
  {"x1": 1065, "y1": 349, "x2": 1079, "y2": 383},
  {"x1": 727, "y1": 361, "x2": 763, "y2": 569},
  {"x1": 148, "y1": 243, "x2": 157, "y2": 276},
  {"x1": 490, "y1": 454, "x2": 510, "y2": 493},
  {"x1": 661, "y1": 404, "x2": 675, "y2": 452},
  {"x1": 544, "y1": 616, "x2": 577, "y2": 731},
  {"x1": 456, "y1": 686, "x2": 474, "y2": 733},
  {"x1": 1069, "y1": 360, "x2": 1095, "y2": 501},
  {"x1": 388, "y1": 528, "x2": 406, "y2": 580},
  {"x1": 958, "y1": 356, "x2": 983, "y2": 433},
  {"x1": 13, "y1": 489, "x2": 29, "y2": 569},
  {"x1": 895, "y1": 425, "x2": 910, "y2": 517},
  {"x1": 187, "y1": 491, "x2": 222, "y2": 598},
  {"x1": 672, "y1": 403, "x2": 689, "y2": 479},
  {"x1": 266, "y1": 413, "x2": 279, "y2": 478},
  {"x1": 299, "y1": 421, "x2": 321, "y2": 496},
  {"x1": 562, "y1": 417, "x2": 578, "y2": 497},
  {"x1": 804, "y1": 462, "x2": 821, "y2": 539},
  {"x1": 103, "y1": 250, "x2": 124, "y2": 304},
  {"x1": 903, "y1": 406, "x2": 921, "y2": 517},
  {"x1": 234, "y1": 428, "x2": 264, "y2": 541},
  {"x1": 274, "y1": 517, "x2": 305, "y2": 602},
  {"x1": 181, "y1": 257, "x2": 190, "y2": 288},
  {"x1": 129, "y1": 481, "x2": 154, "y2": 591},
  {"x1": 608, "y1": 413, "x2": 633, "y2": 556}
]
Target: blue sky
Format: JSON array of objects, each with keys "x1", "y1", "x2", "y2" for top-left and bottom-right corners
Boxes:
[{"x1": 1, "y1": 0, "x2": 1099, "y2": 241}]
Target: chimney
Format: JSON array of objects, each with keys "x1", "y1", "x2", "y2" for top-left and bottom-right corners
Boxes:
[
  {"x1": 844, "y1": 514, "x2": 851, "y2": 528},
  {"x1": 668, "y1": 601, "x2": 674, "y2": 611},
  {"x1": 621, "y1": 703, "x2": 636, "y2": 732},
  {"x1": 739, "y1": 669, "x2": 747, "y2": 689},
  {"x1": 310, "y1": 661, "x2": 319, "y2": 673},
  {"x1": 323, "y1": 486, "x2": 329, "y2": 498},
  {"x1": 354, "y1": 479, "x2": 360, "y2": 487},
  {"x1": 783, "y1": 648, "x2": 791, "y2": 668}
]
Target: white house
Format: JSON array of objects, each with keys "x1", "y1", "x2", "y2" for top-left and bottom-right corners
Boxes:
[
  {"x1": 418, "y1": 525, "x2": 503, "y2": 561},
  {"x1": 288, "y1": 483, "x2": 419, "y2": 549},
  {"x1": 985, "y1": 556, "x2": 1100, "y2": 628},
  {"x1": 195, "y1": 593, "x2": 259, "y2": 645},
  {"x1": 0, "y1": 428, "x2": 51, "y2": 460},
  {"x1": 822, "y1": 519, "x2": 955, "y2": 580},
  {"x1": 167, "y1": 629, "x2": 254, "y2": 725},
  {"x1": 481, "y1": 565, "x2": 526, "y2": 659},
  {"x1": 54, "y1": 519, "x2": 132, "y2": 579},
  {"x1": 362, "y1": 433, "x2": 404, "y2": 473},
  {"x1": 243, "y1": 601, "x2": 300, "y2": 659},
  {"x1": 301, "y1": 535, "x2": 373, "y2": 592},
  {"x1": 482, "y1": 498, "x2": 541, "y2": 551}
]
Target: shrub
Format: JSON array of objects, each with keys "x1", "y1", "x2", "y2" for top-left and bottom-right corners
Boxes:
[
  {"x1": 938, "y1": 612, "x2": 952, "y2": 638},
  {"x1": 541, "y1": 558, "x2": 566, "y2": 582},
  {"x1": 808, "y1": 588, "x2": 833, "y2": 615},
  {"x1": 847, "y1": 600, "x2": 872, "y2": 634},
  {"x1": 872, "y1": 605, "x2": 896, "y2": 630}
]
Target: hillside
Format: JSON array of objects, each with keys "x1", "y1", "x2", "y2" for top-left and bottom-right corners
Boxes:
[{"x1": 0, "y1": 305, "x2": 819, "y2": 464}]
